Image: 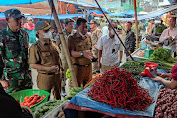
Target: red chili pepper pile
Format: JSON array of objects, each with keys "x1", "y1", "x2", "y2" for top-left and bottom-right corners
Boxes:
[
  {"x1": 88, "y1": 67, "x2": 154, "y2": 111},
  {"x1": 20, "y1": 94, "x2": 46, "y2": 107}
]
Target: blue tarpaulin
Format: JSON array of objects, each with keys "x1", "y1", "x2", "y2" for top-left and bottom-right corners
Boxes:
[
  {"x1": 124, "y1": 10, "x2": 139, "y2": 15},
  {"x1": 0, "y1": 13, "x2": 86, "y2": 19},
  {"x1": 112, "y1": 5, "x2": 177, "y2": 21},
  {"x1": 86, "y1": 9, "x2": 110, "y2": 15},
  {"x1": 108, "y1": 12, "x2": 126, "y2": 17},
  {"x1": 33, "y1": 14, "x2": 87, "y2": 20},
  {"x1": 108, "y1": 10, "x2": 139, "y2": 17},
  {"x1": 0, "y1": 0, "x2": 45, "y2": 5},
  {"x1": 69, "y1": 69, "x2": 168, "y2": 117}
]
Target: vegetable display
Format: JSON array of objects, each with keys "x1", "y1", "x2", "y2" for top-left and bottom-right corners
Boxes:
[
  {"x1": 34, "y1": 100, "x2": 62, "y2": 118},
  {"x1": 64, "y1": 87, "x2": 84, "y2": 101},
  {"x1": 84, "y1": 74, "x2": 102, "y2": 88},
  {"x1": 66, "y1": 69, "x2": 71, "y2": 79},
  {"x1": 88, "y1": 67, "x2": 154, "y2": 111},
  {"x1": 155, "y1": 88, "x2": 177, "y2": 118},
  {"x1": 149, "y1": 48, "x2": 174, "y2": 63},
  {"x1": 120, "y1": 61, "x2": 145, "y2": 81},
  {"x1": 20, "y1": 95, "x2": 46, "y2": 107}
]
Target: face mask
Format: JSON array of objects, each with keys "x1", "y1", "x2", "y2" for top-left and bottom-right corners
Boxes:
[
  {"x1": 111, "y1": 29, "x2": 115, "y2": 35},
  {"x1": 79, "y1": 32, "x2": 86, "y2": 38},
  {"x1": 43, "y1": 31, "x2": 53, "y2": 39}
]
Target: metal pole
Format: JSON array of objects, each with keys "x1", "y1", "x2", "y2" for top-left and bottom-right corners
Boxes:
[
  {"x1": 94, "y1": 0, "x2": 135, "y2": 61},
  {"x1": 134, "y1": 0, "x2": 139, "y2": 50},
  {"x1": 48, "y1": 0, "x2": 78, "y2": 87}
]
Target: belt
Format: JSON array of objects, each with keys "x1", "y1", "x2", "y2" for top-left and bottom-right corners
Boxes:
[
  {"x1": 40, "y1": 73, "x2": 56, "y2": 75},
  {"x1": 73, "y1": 63, "x2": 91, "y2": 67}
]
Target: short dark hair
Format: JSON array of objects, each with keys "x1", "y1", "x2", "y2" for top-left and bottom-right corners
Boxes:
[
  {"x1": 76, "y1": 18, "x2": 87, "y2": 26},
  {"x1": 127, "y1": 21, "x2": 132, "y2": 25},
  {"x1": 108, "y1": 21, "x2": 115, "y2": 28},
  {"x1": 65, "y1": 18, "x2": 75, "y2": 25}
]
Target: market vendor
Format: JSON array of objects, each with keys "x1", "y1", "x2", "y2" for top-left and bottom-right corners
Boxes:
[
  {"x1": 152, "y1": 63, "x2": 177, "y2": 89},
  {"x1": 159, "y1": 17, "x2": 177, "y2": 56}
]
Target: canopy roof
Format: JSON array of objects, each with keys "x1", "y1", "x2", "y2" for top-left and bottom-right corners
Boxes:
[
  {"x1": 0, "y1": 0, "x2": 45, "y2": 5},
  {"x1": 0, "y1": 12, "x2": 86, "y2": 19},
  {"x1": 111, "y1": 5, "x2": 177, "y2": 21}
]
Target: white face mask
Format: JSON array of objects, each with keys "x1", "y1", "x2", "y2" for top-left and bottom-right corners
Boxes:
[
  {"x1": 43, "y1": 31, "x2": 53, "y2": 39},
  {"x1": 111, "y1": 29, "x2": 115, "y2": 35},
  {"x1": 79, "y1": 32, "x2": 86, "y2": 38}
]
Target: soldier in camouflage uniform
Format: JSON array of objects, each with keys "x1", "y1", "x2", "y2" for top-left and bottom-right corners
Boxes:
[
  {"x1": 0, "y1": 9, "x2": 32, "y2": 93},
  {"x1": 90, "y1": 20, "x2": 102, "y2": 74},
  {"x1": 56, "y1": 18, "x2": 75, "y2": 96}
]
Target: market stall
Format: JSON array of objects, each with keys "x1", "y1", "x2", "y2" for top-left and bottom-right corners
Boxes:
[
  {"x1": 63, "y1": 47, "x2": 177, "y2": 118},
  {"x1": 64, "y1": 68, "x2": 168, "y2": 118}
]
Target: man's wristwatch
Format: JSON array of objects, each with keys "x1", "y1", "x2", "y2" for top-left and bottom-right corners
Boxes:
[{"x1": 80, "y1": 51, "x2": 84, "y2": 57}]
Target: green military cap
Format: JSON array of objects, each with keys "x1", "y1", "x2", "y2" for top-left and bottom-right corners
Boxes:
[
  {"x1": 65, "y1": 18, "x2": 75, "y2": 24},
  {"x1": 35, "y1": 21, "x2": 51, "y2": 31},
  {"x1": 4, "y1": 9, "x2": 24, "y2": 18},
  {"x1": 89, "y1": 20, "x2": 97, "y2": 24}
]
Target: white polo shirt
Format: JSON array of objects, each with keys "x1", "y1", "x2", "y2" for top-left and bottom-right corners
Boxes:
[{"x1": 96, "y1": 34, "x2": 123, "y2": 66}]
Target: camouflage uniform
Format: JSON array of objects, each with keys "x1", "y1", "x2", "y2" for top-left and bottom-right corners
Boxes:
[
  {"x1": 91, "y1": 27, "x2": 102, "y2": 74},
  {"x1": 68, "y1": 32, "x2": 92, "y2": 87},
  {"x1": 0, "y1": 26, "x2": 32, "y2": 93}
]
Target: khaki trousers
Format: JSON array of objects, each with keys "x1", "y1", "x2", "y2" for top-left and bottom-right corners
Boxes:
[
  {"x1": 101, "y1": 63, "x2": 119, "y2": 73},
  {"x1": 73, "y1": 64, "x2": 92, "y2": 87},
  {"x1": 92, "y1": 49, "x2": 99, "y2": 73},
  {"x1": 37, "y1": 73, "x2": 61, "y2": 100}
]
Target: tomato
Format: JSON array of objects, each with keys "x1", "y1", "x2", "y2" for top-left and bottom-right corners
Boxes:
[
  {"x1": 36, "y1": 95, "x2": 41, "y2": 99},
  {"x1": 37, "y1": 99, "x2": 41, "y2": 103},
  {"x1": 26, "y1": 99, "x2": 30, "y2": 103},
  {"x1": 42, "y1": 95, "x2": 46, "y2": 98},
  {"x1": 30, "y1": 100, "x2": 36, "y2": 104},
  {"x1": 24, "y1": 96, "x2": 28, "y2": 101},
  {"x1": 23, "y1": 102, "x2": 27, "y2": 106},
  {"x1": 15, "y1": 99, "x2": 18, "y2": 102},
  {"x1": 20, "y1": 103, "x2": 24, "y2": 106},
  {"x1": 29, "y1": 96, "x2": 34, "y2": 101}
]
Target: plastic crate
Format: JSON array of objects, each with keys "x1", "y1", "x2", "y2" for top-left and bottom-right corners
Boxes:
[
  {"x1": 41, "y1": 100, "x2": 69, "y2": 118},
  {"x1": 10, "y1": 89, "x2": 50, "y2": 112}
]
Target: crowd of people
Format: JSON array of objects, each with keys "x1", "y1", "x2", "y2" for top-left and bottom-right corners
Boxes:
[{"x1": 1, "y1": 8, "x2": 177, "y2": 117}]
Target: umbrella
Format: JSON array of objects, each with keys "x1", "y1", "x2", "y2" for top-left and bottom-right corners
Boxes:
[{"x1": 0, "y1": 0, "x2": 45, "y2": 5}]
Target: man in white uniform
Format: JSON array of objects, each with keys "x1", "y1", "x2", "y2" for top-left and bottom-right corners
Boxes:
[{"x1": 97, "y1": 22, "x2": 123, "y2": 73}]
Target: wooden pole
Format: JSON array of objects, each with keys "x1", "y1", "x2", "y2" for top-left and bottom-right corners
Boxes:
[
  {"x1": 48, "y1": 0, "x2": 78, "y2": 87},
  {"x1": 94, "y1": 0, "x2": 135, "y2": 61},
  {"x1": 133, "y1": 0, "x2": 139, "y2": 49}
]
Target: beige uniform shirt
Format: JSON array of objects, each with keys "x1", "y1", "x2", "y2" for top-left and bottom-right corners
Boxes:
[
  {"x1": 91, "y1": 27, "x2": 102, "y2": 47},
  {"x1": 68, "y1": 32, "x2": 92, "y2": 65},
  {"x1": 29, "y1": 39, "x2": 61, "y2": 73}
]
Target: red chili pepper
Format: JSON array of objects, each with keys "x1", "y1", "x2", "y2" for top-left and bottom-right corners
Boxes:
[{"x1": 88, "y1": 66, "x2": 154, "y2": 111}]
